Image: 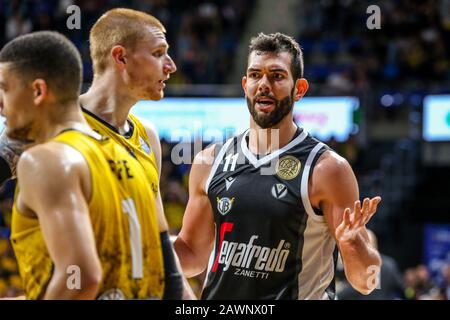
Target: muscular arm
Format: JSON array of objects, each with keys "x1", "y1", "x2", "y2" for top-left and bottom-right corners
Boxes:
[
  {"x1": 17, "y1": 144, "x2": 102, "y2": 299},
  {"x1": 310, "y1": 151, "x2": 381, "y2": 295},
  {"x1": 174, "y1": 146, "x2": 216, "y2": 278},
  {"x1": 141, "y1": 119, "x2": 195, "y2": 299},
  {"x1": 142, "y1": 119, "x2": 169, "y2": 232}
]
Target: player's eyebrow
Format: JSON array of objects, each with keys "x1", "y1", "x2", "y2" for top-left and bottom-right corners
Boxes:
[
  {"x1": 268, "y1": 68, "x2": 288, "y2": 73},
  {"x1": 247, "y1": 67, "x2": 288, "y2": 73},
  {"x1": 154, "y1": 43, "x2": 169, "y2": 51}
]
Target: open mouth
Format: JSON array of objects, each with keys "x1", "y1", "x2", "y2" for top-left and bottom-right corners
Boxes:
[
  {"x1": 158, "y1": 79, "x2": 166, "y2": 89},
  {"x1": 255, "y1": 97, "x2": 276, "y2": 111}
]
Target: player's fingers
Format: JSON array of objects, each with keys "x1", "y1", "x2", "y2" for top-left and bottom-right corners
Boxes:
[
  {"x1": 352, "y1": 200, "x2": 362, "y2": 227},
  {"x1": 359, "y1": 198, "x2": 370, "y2": 224},
  {"x1": 368, "y1": 196, "x2": 382, "y2": 214},
  {"x1": 358, "y1": 198, "x2": 371, "y2": 227},
  {"x1": 365, "y1": 210, "x2": 377, "y2": 225},
  {"x1": 343, "y1": 207, "x2": 351, "y2": 227},
  {"x1": 354, "y1": 198, "x2": 367, "y2": 228},
  {"x1": 365, "y1": 198, "x2": 381, "y2": 224}
]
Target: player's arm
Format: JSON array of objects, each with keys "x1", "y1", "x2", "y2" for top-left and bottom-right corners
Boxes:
[
  {"x1": 142, "y1": 119, "x2": 195, "y2": 299},
  {"x1": 17, "y1": 144, "x2": 102, "y2": 299},
  {"x1": 174, "y1": 145, "x2": 216, "y2": 278},
  {"x1": 310, "y1": 150, "x2": 382, "y2": 295},
  {"x1": 141, "y1": 119, "x2": 169, "y2": 231}
]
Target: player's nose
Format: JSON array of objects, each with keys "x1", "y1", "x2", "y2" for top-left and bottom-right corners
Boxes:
[
  {"x1": 164, "y1": 55, "x2": 177, "y2": 74},
  {"x1": 257, "y1": 74, "x2": 271, "y2": 93}
]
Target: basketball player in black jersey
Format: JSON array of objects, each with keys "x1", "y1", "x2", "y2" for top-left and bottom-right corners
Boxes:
[{"x1": 174, "y1": 33, "x2": 382, "y2": 299}]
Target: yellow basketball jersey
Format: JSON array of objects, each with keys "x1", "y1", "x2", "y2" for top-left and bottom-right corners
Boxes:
[
  {"x1": 11, "y1": 130, "x2": 164, "y2": 299},
  {"x1": 82, "y1": 108, "x2": 158, "y2": 195}
]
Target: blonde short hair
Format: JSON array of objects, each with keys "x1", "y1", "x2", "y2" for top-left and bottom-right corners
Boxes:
[{"x1": 89, "y1": 8, "x2": 165, "y2": 74}]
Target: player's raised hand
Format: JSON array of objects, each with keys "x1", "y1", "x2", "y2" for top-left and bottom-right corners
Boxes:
[{"x1": 335, "y1": 196, "x2": 381, "y2": 243}]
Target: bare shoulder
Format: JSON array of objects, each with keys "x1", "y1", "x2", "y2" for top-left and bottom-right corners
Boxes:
[
  {"x1": 19, "y1": 142, "x2": 85, "y2": 171},
  {"x1": 16, "y1": 142, "x2": 90, "y2": 213},
  {"x1": 136, "y1": 116, "x2": 162, "y2": 159},
  {"x1": 310, "y1": 149, "x2": 358, "y2": 203},
  {"x1": 136, "y1": 116, "x2": 159, "y2": 142},
  {"x1": 193, "y1": 144, "x2": 216, "y2": 167},
  {"x1": 189, "y1": 144, "x2": 216, "y2": 193},
  {"x1": 314, "y1": 150, "x2": 354, "y2": 179},
  {"x1": 18, "y1": 142, "x2": 88, "y2": 191}
]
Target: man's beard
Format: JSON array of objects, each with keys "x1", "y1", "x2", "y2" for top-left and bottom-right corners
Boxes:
[{"x1": 246, "y1": 89, "x2": 295, "y2": 128}]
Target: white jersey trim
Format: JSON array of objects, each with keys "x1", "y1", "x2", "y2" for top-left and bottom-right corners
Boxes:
[
  {"x1": 300, "y1": 142, "x2": 326, "y2": 223},
  {"x1": 205, "y1": 137, "x2": 234, "y2": 194},
  {"x1": 297, "y1": 216, "x2": 336, "y2": 299},
  {"x1": 240, "y1": 128, "x2": 308, "y2": 168}
]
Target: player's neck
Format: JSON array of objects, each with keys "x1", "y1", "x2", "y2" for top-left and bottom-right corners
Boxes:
[
  {"x1": 35, "y1": 104, "x2": 89, "y2": 143},
  {"x1": 80, "y1": 73, "x2": 136, "y2": 133},
  {"x1": 248, "y1": 118, "x2": 297, "y2": 155}
]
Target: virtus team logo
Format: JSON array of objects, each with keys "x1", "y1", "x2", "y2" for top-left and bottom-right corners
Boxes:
[
  {"x1": 271, "y1": 183, "x2": 288, "y2": 199},
  {"x1": 217, "y1": 197, "x2": 235, "y2": 215},
  {"x1": 275, "y1": 155, "x2": 301, "y2": 180}
]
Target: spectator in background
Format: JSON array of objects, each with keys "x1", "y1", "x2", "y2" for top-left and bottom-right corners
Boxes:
[
  {"x1": 442, "y1": 264, "x2": 450, "y2": 299},
  {"x1": 403, "y1": 264, "x2": 448, "y2": 300},
  {"x1": 0, "y1": 180, "x2": 22, "y2": 298},
  {"x1": 338, "y1": 229, "x2": 405, "y2": 300}
]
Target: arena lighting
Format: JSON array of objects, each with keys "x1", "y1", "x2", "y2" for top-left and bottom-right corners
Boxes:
[
  {"x1": 131, "y1": 96, "x2": 359, "y2": 143},
  {"x1": 423, "y1": 95, "x2": 450, "y2": 142},
  {"x1": 381, "y1": 94, "x2": 394, "y2": 107}
]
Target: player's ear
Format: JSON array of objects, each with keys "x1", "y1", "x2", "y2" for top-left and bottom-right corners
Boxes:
[
  {"x1": 32, "y1": 79, "x2": 47, "y2": 105},
  {"x1": 242, "y1": 76, "x2": 247, "y2": 95},
  {"x1": 111, "y1": 45, "x2": 127, "y2": 69},
  {"x1": 294, "y1": 78, "x2": 308, "y2": 101}
]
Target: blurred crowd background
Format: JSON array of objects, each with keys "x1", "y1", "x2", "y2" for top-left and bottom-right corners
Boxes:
[{"x1": 0, "y1": 0, "x2": 449, "y2": 299}]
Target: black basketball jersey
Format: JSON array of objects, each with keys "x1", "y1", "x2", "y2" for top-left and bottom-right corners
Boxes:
[{"x1": 201, "y1": 127, "x2": 338, "y2": 300}]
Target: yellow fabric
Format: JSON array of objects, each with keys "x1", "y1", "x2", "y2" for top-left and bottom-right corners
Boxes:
[
  {"x1": 11, "y1": 130, "x2": 164, "y2": 299},
  {"x1": 83, "y1": 110, "x2": 159, "y2": 195}
]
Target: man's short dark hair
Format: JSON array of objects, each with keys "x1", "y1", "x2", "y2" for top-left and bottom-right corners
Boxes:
[
  {"x1": 0, "y1": 31, "x2": 82, "y2": 102},
  {"x1": 248, "y1": 32, "x2": 304, "y2": 80}
]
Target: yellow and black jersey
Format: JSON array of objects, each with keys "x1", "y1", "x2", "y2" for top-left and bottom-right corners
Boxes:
[
  {"x1": 82, "y1": 107, "x2": 159, "y2": 195},
  {"x1": 11, "y1": 129, "x2": 164, "y2": 299}
]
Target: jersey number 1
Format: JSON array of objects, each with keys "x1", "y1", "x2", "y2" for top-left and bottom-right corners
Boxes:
[{"x1": 122, "y1": 198, "x2": 143, "y2": 279}]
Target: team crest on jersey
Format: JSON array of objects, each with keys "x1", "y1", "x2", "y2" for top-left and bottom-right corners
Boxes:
[
  {"x1": 217, "y1": 197, "x2": 235, "y2": 215},
  {"x1": 275, "y1": 155, "x2": 301, "y2": 180},
  {"x1": 271, "y1": 183, "x2": 288, "y2": 199},
  {"x1": 139, "y1": 136, "x2": 151, "y2": 155}
]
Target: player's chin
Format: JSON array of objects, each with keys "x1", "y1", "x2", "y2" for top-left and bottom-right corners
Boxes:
[
  {"x1": 153, "y1": 90, "x2": 165, "y2": 101},
  {"x1": 143, "y1": 91, "x2": 164, "y2": 101}
]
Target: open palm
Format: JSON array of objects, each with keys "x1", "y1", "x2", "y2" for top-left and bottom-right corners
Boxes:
[{"x1": 335, "y1": 197, "x2": 381, "y2": 243}]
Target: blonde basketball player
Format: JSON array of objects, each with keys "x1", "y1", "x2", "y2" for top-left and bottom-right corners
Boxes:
[
  {"x1": 0, "y1": 31, "x2": 169, "y2": 299},
  {"x1": 79, "y1": 8, "x2": 193, "y2": 299}
]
